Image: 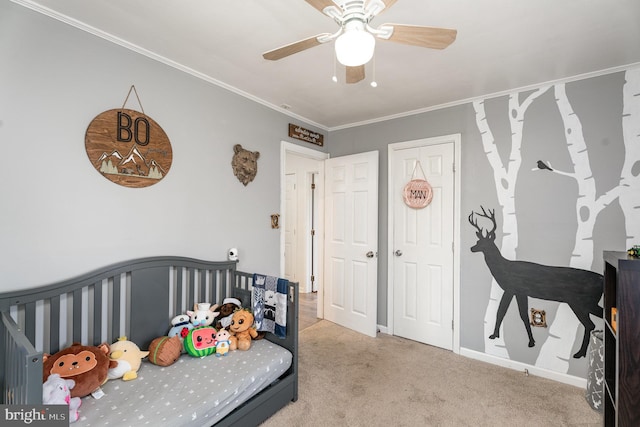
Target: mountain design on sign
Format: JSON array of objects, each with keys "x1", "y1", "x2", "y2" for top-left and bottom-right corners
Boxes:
[
  {"x1": 97, "y1": 150, "x2": 122, "y2": 174},
  {"x1": 147, "y1": 159, "x2": 166, "y2": 179},
  {"x1": 96, "y1": 145, "x2": 164, "y2": 179}
]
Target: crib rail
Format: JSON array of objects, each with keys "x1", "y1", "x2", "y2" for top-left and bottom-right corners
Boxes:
[
  {"x1": 0, "y1": 257, "x2": 239, "y2": 356},
  {"x1": 1, "y1": 312, "x2": 42, "y2": 404},
  {"x1": 0, "y1": 257, "x2": 238, "y2": 405},
  {"x1": 0, "y1": 257, "x2": 298, "y2": 408}
]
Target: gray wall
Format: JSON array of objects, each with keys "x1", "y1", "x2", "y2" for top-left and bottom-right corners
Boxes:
[
  {"x1": 328, "y1": 70, "x2": 637, "y2": 378},
  {"x1": 0, "y1": 1, "x2": 323, "y2": 290}
]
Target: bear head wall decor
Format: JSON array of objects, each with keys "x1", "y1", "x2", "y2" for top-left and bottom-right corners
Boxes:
[{"x1": 231, "y1": 144, "x2": 260, "y2": 186}]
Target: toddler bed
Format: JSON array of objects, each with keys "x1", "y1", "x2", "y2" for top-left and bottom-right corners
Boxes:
[{"x1": 0, "y1": 256, "x2": 299, "y2": 426}]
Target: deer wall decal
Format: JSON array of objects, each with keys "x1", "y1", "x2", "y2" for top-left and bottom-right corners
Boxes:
[{"x1": 469, "y1": 206, "x2": 603, "y2": 358}]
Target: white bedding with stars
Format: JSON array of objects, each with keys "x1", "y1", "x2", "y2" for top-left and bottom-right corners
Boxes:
[{"x1": 75, "y1": 340, "x2": 292, "y2": 427}]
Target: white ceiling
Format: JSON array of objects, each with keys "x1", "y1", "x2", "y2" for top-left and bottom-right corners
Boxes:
[{"x1": 16, "y1": 0, "x2": 640, "y2": 130}]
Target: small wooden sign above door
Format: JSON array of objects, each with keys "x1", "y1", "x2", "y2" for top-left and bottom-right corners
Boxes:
[
  {"x1": 85, "y1": 108, "x2": 172, "y2": 188},
  {"x1": 289, "y1": 124, "x2": 324, "y2": 146}
]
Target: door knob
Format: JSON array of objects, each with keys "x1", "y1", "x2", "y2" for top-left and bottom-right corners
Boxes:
[
  {"x1": 395, "y1": 250, "x2": 403, "y2": 256},
  {"x1": 366, "y1": 251, "x2": 375, "y2": 258}
]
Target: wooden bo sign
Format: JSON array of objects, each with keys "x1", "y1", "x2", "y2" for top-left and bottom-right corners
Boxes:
[
  {"x1": 403, "y1": 161, "x2": 433, "y2": 209},
  {"x1": 85, "y1": 86, "x2": 172, "y2": 188}
]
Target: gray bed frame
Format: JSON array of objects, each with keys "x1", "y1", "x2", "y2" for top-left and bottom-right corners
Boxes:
[{"x1": 0, "y1": 256, "x2": 298, "y2": 426}]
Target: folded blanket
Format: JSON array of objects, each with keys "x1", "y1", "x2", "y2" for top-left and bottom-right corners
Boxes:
[{"x1": 253, "y1": 273, "x2": 288, "y2": 339}]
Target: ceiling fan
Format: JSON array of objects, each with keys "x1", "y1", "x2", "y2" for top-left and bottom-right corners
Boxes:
[{"x1": 262, "y1": 0, "x2": 457, "y2": 84}]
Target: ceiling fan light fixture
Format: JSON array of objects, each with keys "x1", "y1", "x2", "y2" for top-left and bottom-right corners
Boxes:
[{"x1": 335, "y1": 27, "x2": 375, "y2": 67}]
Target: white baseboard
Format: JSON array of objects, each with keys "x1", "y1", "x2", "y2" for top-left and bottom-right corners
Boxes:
[
  {"x1": 377, "y1": 324, "x2": 388, "y2": 334},
  {"x1": 459, "y1": 347, "x2": 587, "y2": 389}
]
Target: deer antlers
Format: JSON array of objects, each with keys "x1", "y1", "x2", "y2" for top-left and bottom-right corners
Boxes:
[{"x1": 468, "y1": 206, "x2": 497, "y2": 238}]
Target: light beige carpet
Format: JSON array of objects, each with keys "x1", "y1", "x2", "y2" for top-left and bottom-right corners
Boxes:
[{"x1": 261, "y1": 320, "x2": 602, "y2": 427}]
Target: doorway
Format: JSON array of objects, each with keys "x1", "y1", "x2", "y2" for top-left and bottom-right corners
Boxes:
[
  {"x1": 388, "y1": 134, "x2": 461, "y2": 352},
  {"x1": 281, "y1": 142, "x2": 327, "y2": 323},
  {"x1": 281, "y1": 143, "x2": 379, "y2": 336}
]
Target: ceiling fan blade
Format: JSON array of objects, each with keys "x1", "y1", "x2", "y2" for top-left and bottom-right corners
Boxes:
[
  {"x1": 263, "y1": 35, "x2": 329, "y2": 61},
  {"x1": 381, "y1": 24, "x2": 457, "y2": 49},
  {"x1": 305, "y1": 0, "x2": 336, "y2": 13},
  {"x1": 346, "y1": 65, "x2": 365, "y2": 84},
  {"x1": 375, "y1": 0, "x2": 398, "y2": 12}
]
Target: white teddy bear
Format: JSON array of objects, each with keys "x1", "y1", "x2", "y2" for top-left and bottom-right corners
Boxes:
[{"x1": 42, "y1": 373, "x2": 82, "y2": 423}]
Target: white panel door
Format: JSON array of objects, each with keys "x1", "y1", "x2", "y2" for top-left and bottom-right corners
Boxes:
[
  {"x1": 324, "y1": 151, "x2": 379, "y2": 337},
  {"x1": 392, "y1": 142, "x2": 454, "y2": 349}
]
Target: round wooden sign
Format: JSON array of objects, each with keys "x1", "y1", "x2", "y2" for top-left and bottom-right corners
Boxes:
[
  {"x1": 403, "y1": 179, "x2": 433, "y2": 209},
  {"x1": 85, "y1": 109, "x2": 172, "y2": 188}
]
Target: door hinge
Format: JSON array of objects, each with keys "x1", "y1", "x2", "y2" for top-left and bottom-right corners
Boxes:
[
  {"x1": 452, "y1": 320, "x2": 454, "y2": 330},
  {"x1": 311, "y1": 229, "x2": 315, "y2": 236},
  {"x1": 452, "y1": 163, "x2": 456, "y2": 172},
  {"x1": 311, "y1": 183, "x2": 316, "y2": 190},
  {"x1": 311, "y1": 275, "x2": 315, "y2": 283}
]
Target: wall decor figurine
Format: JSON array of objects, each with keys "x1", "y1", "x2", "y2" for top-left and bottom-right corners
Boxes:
[
  {"x1": 231, "y1": 144, "x2": 260, "y2": 186},
  {"x1": 85, "y1": 86, "x2": 172, "y2": 188},
  {"x1": 468, "y1": 206, "x2": 603, "y2": 358}
]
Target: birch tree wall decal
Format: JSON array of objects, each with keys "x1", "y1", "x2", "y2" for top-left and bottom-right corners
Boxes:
[
  {"x1": 620, "y1": 68, "x2": 640, "y2": 249},
  {"x1": 525, "y1": 71, "x2": 640, "y2": 372},
  {"x1": 534, "y1": 83, "x2": 612, "y2": 371},
  {"x1": 472, "y1": 86, "x2": 550, "y2": 359}
]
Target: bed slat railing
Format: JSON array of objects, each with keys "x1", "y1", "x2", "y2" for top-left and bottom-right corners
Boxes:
[
  {"x1": 1, "y1": 312, "x2": 42, "y2": 405},
  {"x1": 93, "y1": 280, "x2": 103, "y2": 350},
  {"x1": 112, "y1": 274, "x2": 123, "y2": 343},
  {"x1": 50, "y1": 294, "x2": 60, "y2": 353},
  {"x1": 0, "y1": 257, "x2": 300, "y2": 409}
]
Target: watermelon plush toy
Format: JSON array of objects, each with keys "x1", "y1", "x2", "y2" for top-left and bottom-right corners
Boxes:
[{"x1": 184, "y1": 326, "x2": 217, "y2": 357}]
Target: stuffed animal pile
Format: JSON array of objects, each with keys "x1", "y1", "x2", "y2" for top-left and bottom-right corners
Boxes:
[
  {"x1": 40, "y1": 300, "x2": 262, "y2": 421},
  {"x1": 164, "y1": 301, "x2": 260, "y2": 356}
]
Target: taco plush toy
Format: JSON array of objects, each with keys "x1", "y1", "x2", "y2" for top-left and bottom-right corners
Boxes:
[
  {"x1": 148, "y1": 335, "x2": 182, "y2": 366},
  {"x1": 43, "y1": 343, "x2": 116, "y2": 398}
]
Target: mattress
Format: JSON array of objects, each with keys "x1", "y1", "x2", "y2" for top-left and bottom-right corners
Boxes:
[{"x1": 75, "y1": 339, "x2": 293, "y2": 427}]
